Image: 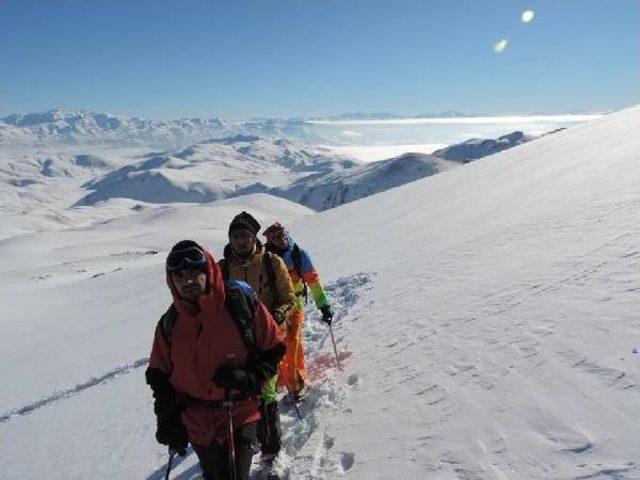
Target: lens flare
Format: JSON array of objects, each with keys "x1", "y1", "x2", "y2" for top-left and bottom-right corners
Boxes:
[
  {"x1": 522, "y1": 10, "x2": 535, "y2": 23},
  {"x1": 494, "y1": 39, "x2": 509, "y2": 53}
]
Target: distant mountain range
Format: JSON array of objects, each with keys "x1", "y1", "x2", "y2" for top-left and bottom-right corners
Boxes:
[
  {"x1": 0, "y1": 109, "x2": 322, "y2": 146},
  {"x1": 2, "y1": 130, "x2": 543, "y2": 229},
  {"x1": 3, "y1": 108, "x2": 544, "y2": 146},
  {"x1": 1, "y1": 108, "x2": 583, "y2": 149},
  {"x1": 1, "y1": 108, "x2": 565, "y2": 224}
]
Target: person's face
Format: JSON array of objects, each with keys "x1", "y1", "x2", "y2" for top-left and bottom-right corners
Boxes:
[
  {"x1": 170, "y1": 268, "x2": 207, "y2": 302},
  {"x1": 271, "y1": 231, "x2": 288, "y2": 251},
  {"x1": 230, "y1": 230, "x2": 255, "y2": 257}
]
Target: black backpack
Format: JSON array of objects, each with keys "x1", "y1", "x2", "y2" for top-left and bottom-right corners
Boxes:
[{"x1": 158, "y1": 280, "x2": 259, "y2": 355}]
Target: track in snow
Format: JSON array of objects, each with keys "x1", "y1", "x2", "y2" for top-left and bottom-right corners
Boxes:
[{"x1": 0, "y1": 357, "x2": 149, "y2": 424}]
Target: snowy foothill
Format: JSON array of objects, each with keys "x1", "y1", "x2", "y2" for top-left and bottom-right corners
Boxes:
[
  {"x1": 0, "y1": 138, "x2": 355, "y2": 238},
  {"x1": 271, "y1": 153, "x2": 458, "y2": 211},
  {"x1": 1, "y1": 104, "x2": 639, "y2": 479}
]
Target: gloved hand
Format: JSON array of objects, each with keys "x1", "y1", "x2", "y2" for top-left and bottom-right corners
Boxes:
[
  {"x1": 146, "y1": 367, "x2": 188, "y2": 456},
  {"x1": 212, "y1": 366, "x2": 257, "y2": 395},
  {"x1": 320, "y1": 305, "x2": 334, "y2": 325},
  {"x1": 156, "y1": 417, "x2": 188, "y2": 456}
]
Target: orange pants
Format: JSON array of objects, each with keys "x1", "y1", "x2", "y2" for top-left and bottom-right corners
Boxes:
[{"x1": 278, "y1": 309, "x2": 306, "y2": 392}]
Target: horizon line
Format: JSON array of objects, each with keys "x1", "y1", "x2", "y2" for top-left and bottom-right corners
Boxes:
[{"x1": 0, "y1": 108, "x2": 611, "y2": 124}]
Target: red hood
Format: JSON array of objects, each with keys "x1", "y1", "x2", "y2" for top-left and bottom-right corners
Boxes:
[{"x1": 166, "y1": 243, "x2": 225, "y2": 316}]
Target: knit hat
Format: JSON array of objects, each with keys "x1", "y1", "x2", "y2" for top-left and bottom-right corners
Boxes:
[
  {"x1": 263, "y1": 222, "x2": 288, "y2": 243},
  {"x1": 228, "y1": 211, "x2": 261, "y2": 237}
]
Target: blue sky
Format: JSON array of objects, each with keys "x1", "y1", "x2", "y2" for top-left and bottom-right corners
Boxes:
[{"x1": 1, "y1": 0, "x2": 638, "y2": 119}]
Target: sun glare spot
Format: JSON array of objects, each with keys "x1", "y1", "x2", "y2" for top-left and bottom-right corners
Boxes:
[
  {"x1": 494, "y1": 39, "x2": 508, "y2": 53},
  {"x1": 522, "y1": 10, "x2": 535, "y2": 23}
]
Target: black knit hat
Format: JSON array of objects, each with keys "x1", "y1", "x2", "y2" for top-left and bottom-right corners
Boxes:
[{"x1": 228, "y1": 211, "x2": 261, "y2": 237}]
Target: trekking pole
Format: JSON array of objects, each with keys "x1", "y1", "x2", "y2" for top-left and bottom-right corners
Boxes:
[
  {"x1": 286, "y1": 388, "x2": 304, "y2": 422},
  {"x1": 164, "y1": 448, "x2": 176, "y2": 480},
  {"x1": 224, "y1": 386, "x2": 238, "y2": 480},
  {"x1": 221, "y1": 354, "x2": 238, "y2": 480},
  {"x1": 328, "y1": 325, "x2": 342, "y2": 371}
]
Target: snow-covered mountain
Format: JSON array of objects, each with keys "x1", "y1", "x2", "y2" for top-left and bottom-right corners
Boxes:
[
  {"x1": 0, "y1": 109, "x2": 328, "y2": 146},
  {"x1": 271, "y1": 152, "x2": 456, "y2": 210},
  {"x1": 432, "y1": 130, "x2": 535, "y2": 162},
  {"x1": 0, "y1": 126, "x2": 569, "y2": 240},
  {"x1": 74, "y1": 136, "x2": 357, "y2": 206},
  {"x1": 1, "y1": 105, "x2": 638, "y2": 479},
  {"x1": 1, "y1": 105, "x2": 639, "y2": 479},
  {"x1": 0, "y1": 110, "x2": 231, "y2": 146},
  {"x1": 0, "y1": 135, "x2": 360, "y2": 238}
]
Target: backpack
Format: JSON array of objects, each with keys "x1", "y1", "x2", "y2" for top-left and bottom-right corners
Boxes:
[
  {"x1": 290, "y1": 243, "x2": 308, "y2": 303},
  {"x1": 158, "y1": 279, "x2": 259, "y2": 355},
  {"x1": 219, "y1": 252, "x2": 277, "y2": 296}
]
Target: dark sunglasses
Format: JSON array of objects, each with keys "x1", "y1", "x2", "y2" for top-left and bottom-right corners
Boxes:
[{"x1": 166, "y1": 246, "x2": 206, "y2": 272}]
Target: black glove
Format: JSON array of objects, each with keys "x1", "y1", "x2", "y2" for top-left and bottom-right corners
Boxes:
[
  {"x1": 156, "y1": 418, "x2": 188, "y2": 456},
  {"x1": 145, "y1": 368, "x2": 189, "y2": 456},
  {"x1": 212, "y1": 366, "x2": 257, "y2": 395},
  {"x1": 320, "y1": 305, "x2": 334, "y2": 325},
  {"x1": 271, "y1": 309, "x2": 286, "y2": 326},
  {"x1": 247, "y1": 342, "x2": 286, "y2": 389}
]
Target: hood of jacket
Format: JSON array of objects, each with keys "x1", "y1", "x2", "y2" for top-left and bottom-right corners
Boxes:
[{"x1": 166, "y1": 242, "x2": 225, "y2": 317}]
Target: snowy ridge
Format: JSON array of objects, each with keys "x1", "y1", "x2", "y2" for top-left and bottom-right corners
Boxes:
[
  {"x1": 74, "y1": 136, "x2": 356, "y2": 206},
  {"x1": 1, "y1": 105, "x2": 639, "y2": 479},
  {"x1": 432, "y1": 130, "x2": 535, "y2": 162},
  {"x1": 271, "y1": 152, "x2": 457, "y2": 210}
]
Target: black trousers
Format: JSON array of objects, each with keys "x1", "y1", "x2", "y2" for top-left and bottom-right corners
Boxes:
[
  {"x1": 257, "y1": 400, "x2": 282, "y2": 455},
  {"x1": 193, "y1": 421, "x2": 257, "y2": 480}
]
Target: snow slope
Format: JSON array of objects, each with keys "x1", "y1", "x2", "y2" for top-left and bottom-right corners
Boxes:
[
  {"x1": 1, "y1": 105, "x2": 640, "y2": 479},
  {"x1": 285, "y1": 104, "x2": 640, "y2": 479},
  {"x1": 271, "y1": 152, "x2": 457, "y2": 210}
]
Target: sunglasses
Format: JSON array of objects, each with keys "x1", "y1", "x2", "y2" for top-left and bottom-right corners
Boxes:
[{"x1": 166, "y1": 246, "x2": 206, "y2": 272}]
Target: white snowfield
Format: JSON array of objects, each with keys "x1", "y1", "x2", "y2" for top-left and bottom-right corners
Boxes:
[{"x1": 1, "y1": 105, "x2": 639, "y2": 479}]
